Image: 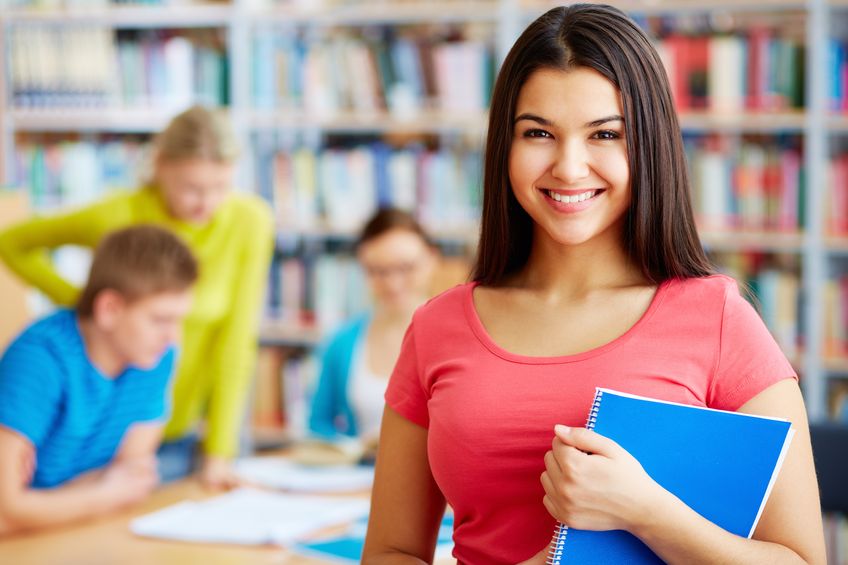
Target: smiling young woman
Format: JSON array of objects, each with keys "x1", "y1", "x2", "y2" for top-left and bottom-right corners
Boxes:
[{"x1": 362, "y1": 4, "x2": 825, "y2": 565}]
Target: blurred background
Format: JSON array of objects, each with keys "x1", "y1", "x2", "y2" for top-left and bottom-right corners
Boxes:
[{"x1": 0, "y1": 0, "x2": 846, "y2": 558}]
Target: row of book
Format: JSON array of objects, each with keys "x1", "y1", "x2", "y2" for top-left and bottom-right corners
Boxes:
[
  {"x1": 656, "y1": 29, "x2": 805, "y2": 112},
  {"x1": 828, "y1": 153, "x2": 848, "y2": 236},
  {"x1": 824, "y1": 512, "x2": 848, "y2": 565},
  {"x1": 711, "y1": 252, "x2": 800, "y2": 359},
  {"x1": 251, "y1": 26, "x2": 495, "y2": 115},
  {"x1": 252, "y1": 346, "x2": 318, "y2": 440},
  {"x1": 1, "y1": 0, "x2": 175, "y2": 6},
  {"x1": 254, "y1": 141, "x2": 483, "y2": 234},
  {"x1": 12, "y1": 138, "x2": 148, "y2": 210},
  {"x1": 686, "y1": 136, "x2": 804, "y2": 233},
  {"x1": 824, "y1": 275, "x2": 848, "y2": 358},
  {"x1": 8, "y1": 26, "x2": 228, "y2": 110},
  {"x1": 830, "y1": 39, "x2": 848, "y2": 113},
  {"x1": 11, "y1": 135, "x2": 830, "y2": 238},
  {"x1": 267, "y1": 254, "x2": 369, "y2": 334}
]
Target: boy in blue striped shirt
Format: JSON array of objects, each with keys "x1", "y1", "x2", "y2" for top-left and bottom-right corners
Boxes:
[{"x1": 0, "y1": 225, "x2": 197, "y2": 534}]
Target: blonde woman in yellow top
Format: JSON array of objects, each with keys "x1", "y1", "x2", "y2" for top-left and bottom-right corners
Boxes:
[{"x1": 0, "y1": 106, "x2": 274, "y2": 489}]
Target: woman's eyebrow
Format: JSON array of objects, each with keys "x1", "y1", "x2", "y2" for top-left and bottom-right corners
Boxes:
[
  {"x1": 514, "y1": 113, "x2": 552, "y2": 126},
  {"x1": 514, "y1": 113, "x2": 625, "y2": 128},
  {"x1": 585, "y1": 115, "x2": 624, "y2": 128}
]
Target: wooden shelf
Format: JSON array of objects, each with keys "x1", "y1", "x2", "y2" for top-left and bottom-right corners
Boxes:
[
  {"x1": 249, "y1": 0, "x2": 499, "y2": 25},
  {"x1": 700, "y1": 230, "x2": 804, "y2": 253},
  {"x1": 0, "y1": 3, "x2": 233, "y2": 28},
  {"x1": 523, "y1": 0, "x2": 808, "y2": 16},
  {"x1": 678, "y1": 111, "x2": 807, "y2": 133},
  {"x1": 249, "y1": 109, "x2": 489, "y2": 134},
  {"x1": 11, "y1": 108, "x2": 194, "y2": 133},
  {"x1": 824, "y1": 358, "x2": 848, "y2": 376},
  {"x1": 826, "y1": 237, "x2": 848, "y2": 254},
  {"x1": 275, "y1": 225, "x2": 478, "y2": 247},
  {"x1": 829, "y1": 114, "x2": 848, "y2": 133}
]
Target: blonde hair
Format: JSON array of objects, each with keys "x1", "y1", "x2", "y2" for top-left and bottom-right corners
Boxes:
[
  {"x1": 154, "y1": 105, "x2": 239, "y2": 163},
  {"x1": 77, "y1": 225, "x2": 199, "y2": 318}
]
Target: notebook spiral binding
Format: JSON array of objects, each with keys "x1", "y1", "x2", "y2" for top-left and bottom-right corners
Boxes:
[{"x1": 545, "y1": 389, "x2": 605, "y2": 565}]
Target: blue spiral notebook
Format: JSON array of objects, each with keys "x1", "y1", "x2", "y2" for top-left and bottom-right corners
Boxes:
[{"x1": 547, "y1": 388, "x2": 794, "y2": 564}]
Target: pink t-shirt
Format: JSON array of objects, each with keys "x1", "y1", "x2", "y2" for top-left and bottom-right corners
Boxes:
[{"x1": 385, "y1": 274, "x2": 797, "y2": 565}]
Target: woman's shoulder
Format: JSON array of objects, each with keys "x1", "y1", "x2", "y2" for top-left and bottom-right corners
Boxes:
[
  {"x1": 665, "y1": 273, "x2": 740, "y2": 306},
  {"x1": 412, "y1": 283, "x2": 475, "y2": 326}
]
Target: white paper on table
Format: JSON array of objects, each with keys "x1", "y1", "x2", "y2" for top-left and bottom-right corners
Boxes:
[
  {"x1": 130, "y1": 487, "x2": 370, "y2": 545},
  {"x1": 234, "y1": 457, "x2": 374, "y2": 493}
]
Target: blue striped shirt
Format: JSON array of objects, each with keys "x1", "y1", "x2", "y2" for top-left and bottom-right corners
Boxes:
[{"x1": 0, "y1": 309, "x2": 174, "y2": 488}]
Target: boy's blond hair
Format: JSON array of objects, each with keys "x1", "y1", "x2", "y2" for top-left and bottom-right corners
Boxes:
[{"x1": 76, "y1": 225, "x2": 198, "y2": 318}]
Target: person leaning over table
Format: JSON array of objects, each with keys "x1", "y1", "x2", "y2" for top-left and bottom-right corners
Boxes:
[
  {"x1": 0, "y1": 226, "x2": 197, "y2": 534},
  {"x1": 0, "y1": 105, "x2": 274, "y2": 489}
]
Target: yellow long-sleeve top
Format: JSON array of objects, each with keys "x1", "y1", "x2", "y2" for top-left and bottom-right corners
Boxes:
[{"x1": 0, "y1": 187, "x2": 274, "y2": 457}]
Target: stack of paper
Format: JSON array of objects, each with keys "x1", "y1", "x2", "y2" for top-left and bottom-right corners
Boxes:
[{"x1": 130, "y1": 488, "x2": 370, "y2": 546}]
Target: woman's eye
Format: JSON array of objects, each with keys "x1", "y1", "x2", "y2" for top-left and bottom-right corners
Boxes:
[
  {"x1": 523, "y1": 129, "x2": 552, "y2": 139},
  {"x1": 593, "y1": 130, "x2": 621, "y2": 140}
]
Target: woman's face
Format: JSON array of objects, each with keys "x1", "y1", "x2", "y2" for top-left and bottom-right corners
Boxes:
[
  {"x1": 508, "y1": 66, "x2": 631, "y2": 250},
  {"x1": 357, "y1": 228, "x2": 436, "y2": 313},
  {"x1": 156, "y1": 158, "x2": 234, "y2": 224}
]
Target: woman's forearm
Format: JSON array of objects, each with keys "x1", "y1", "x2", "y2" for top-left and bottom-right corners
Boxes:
[{"x1": 633, "y1": 489, "x2": 813, "y2": 565}]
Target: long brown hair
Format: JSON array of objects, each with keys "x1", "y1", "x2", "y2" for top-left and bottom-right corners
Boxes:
[{"x1": 473, "y1": 3, "x2": 713, "y2": 285}]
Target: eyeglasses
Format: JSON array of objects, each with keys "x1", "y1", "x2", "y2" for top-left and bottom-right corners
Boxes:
[{"x1": 361, "y1": 260, "x2": 422, "y2": 280}]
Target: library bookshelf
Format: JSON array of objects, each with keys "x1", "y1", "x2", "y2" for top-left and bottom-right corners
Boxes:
[{"x1": 0, "y1": 0, "x2": 846, "y2": 428}]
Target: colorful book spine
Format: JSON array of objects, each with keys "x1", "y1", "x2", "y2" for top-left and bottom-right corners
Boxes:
[
  {"x1": 830, "y1": 39, "x2": 848, "y2": 113},
  {"x1": 823, "y1": 275, "x2": 848, "y2": 359},
  {"x1": 250, "y1": 26, "x2": 494, "y2": 115},
  {"x1": 265, "y1": 253, "x2": 368, "y2": 335},
  {"x1": 9, "y1": 26, "x2": 228, "y2": 110},
  {"x1": 258, "y1": 141, "x2": 482, "y2": 236},
  {"x1": 822, "y1": 512, "x2": 848, "y2": 565},
  {"x1": 713, "y1": 252, "x2": 800, "y2": 359},
  {"x1": 13, "y1": 138, "x2": 149, "y2": 210},
  {"x1": 686, "y1": 135, "x2": 804, "y2": 233},
  {"x1": 829, "y1": 153, "x2": 848, "y2": 236},
  {"x1": 656, "y1": 28, "x2": 803, "y2": 113}
]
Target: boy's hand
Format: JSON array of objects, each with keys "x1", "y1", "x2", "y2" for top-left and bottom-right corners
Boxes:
[
  {"x1": 200, "y1": 456, "x2": 240, "y2": 491},
  {"x1": 99, "y1": 457, "x2": 159, "y2": 510}
]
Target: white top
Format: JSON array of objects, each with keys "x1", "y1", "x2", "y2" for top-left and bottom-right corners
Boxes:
[{"x1": 349, "y1": 334, "x2": 390, "y2": 440}]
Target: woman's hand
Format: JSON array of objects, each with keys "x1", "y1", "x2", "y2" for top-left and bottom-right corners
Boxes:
[
  {"x1": 541, "y1": 424, "x2": 665, "y2": 533},
  {"x1": 200, "y1": 456, "x2": 240, "y2": 490}
]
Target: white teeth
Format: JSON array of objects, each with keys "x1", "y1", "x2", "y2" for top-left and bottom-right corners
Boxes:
[{"x1": 547, "y1": 189, "x2": 598, "y2": 203}]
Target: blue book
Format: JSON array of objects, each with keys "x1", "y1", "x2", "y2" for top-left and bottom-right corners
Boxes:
[
  {"x1": 295, "y1": 513, "x2": 453, "y2": 563},
  {"x1": 548, "y1": 388, "x2": 794, "y2": 564}
]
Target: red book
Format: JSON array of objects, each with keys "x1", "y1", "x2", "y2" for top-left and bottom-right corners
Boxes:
[
  {"x1": 664, "y1": 35, "x2": 690, "y2": 111},
  {"x1": 747, "y1": 27, "x2": 771, "y2": 111}
]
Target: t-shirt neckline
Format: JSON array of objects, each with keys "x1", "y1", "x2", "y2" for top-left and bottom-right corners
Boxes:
[{"x1": 463, "y1": 278, "x2": 672, "y2": 364}]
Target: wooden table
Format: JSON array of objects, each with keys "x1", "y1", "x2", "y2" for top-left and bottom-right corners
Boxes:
[{"x1": 0, "y1": 480, "x2": 399, "y2": 565}]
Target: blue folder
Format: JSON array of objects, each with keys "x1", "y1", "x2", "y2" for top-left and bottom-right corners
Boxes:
[
  {"x1": 549, "y1": 388, "x2": 794, "y2": 564},
  {"x1": 295, "y1": 513, "x2": 453, "y2": 563}
]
